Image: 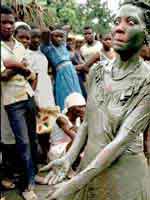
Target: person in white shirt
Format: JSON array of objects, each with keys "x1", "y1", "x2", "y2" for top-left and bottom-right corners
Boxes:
[{"x1": 1, "y1": 6, "x2": 38, "y2": 200}]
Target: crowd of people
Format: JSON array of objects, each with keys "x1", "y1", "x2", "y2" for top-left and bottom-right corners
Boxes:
[{"x1": 0, "y1": 1, "x2": 150, "y2": 200}]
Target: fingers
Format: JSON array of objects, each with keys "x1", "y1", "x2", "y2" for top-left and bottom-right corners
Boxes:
[
  {"x1": 39, "y1": 162, "x2": 53, "y2": 172},
  {"x1": 46, "y1": 186, "x2": 57, "y2": 200},
  {"x1": 48, "y1": 171, "x2": 66, "y2": 185},
  {"x1": 44, "y1": 171, "x2": 54, "y2": 184},
  {"x1": 48, "y1": 174, "x2": 58, "y2": 185}
]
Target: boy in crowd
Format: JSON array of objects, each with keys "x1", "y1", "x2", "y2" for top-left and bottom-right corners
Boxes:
[{"x1": 1, "y1": 5, "x2": 38, "y2": 200}]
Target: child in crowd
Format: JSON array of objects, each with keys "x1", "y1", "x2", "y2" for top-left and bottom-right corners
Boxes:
[
  {"x1": 15, "y1": 26, "x2": 59, "y2": 162},
  {"x1": 25, "y1": 28, "x2": 55, "y2": 109},
  {"x1": 40, "y1": 28, "x2": 82, "y2": 110},
  {"x1": 100, "y1": 33, "x2": 116, "y2": 70},
  {"x1": 39, "y1": 93, "x2": 86, "y2": 185},
  {"x1": 48, "y1": 114, "x2": 76, "y2": 162},
  {"x1": 24, "y1": 28, "x2": 59, "y2": 162},
  {"x1": 14, "y1": 24, "x2": 31, "y2": 49}
]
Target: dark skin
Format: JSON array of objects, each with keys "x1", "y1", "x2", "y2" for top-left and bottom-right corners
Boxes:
[
  {"x1": 67, "y1": 105, "x2": 86, "y2": 125},
  {"x1": 1, "y1": 13, "x2": 31, "y2": 81},
  {"x1": 101, "y1": 34, "x2": 116, "y2": 60},
  {"x1": 29, "y1": 29, "x2": 41, "y2": 90},
  {"x1": 75, "y1": 40, "x2": 84, "y2": 50},
  {"x1": 102, "y1": 34, "x2": 112, "y2": 51},
  {"x1": 51, "y1": 32, "x2": 64, "y2": 46},
  {"x1": 15, "y1": 29, "x2": 31, "y2": 49},
  {"x1": 41, "y1": 29, "x2": 50, "y2": 44},
  {"x1": 83, "y1": 28, "x2": 94, "y2": 45},
  {"x1": 140, "y1": 45, "x2": 150, "y2": 61},
  {"x1": 112, "y1": 5, "x2": 145, "y2": 62},
  {"x1": 30, "y1": 29, "x2": 41, "y2": 50},
  {"x1": 56, "y1": 117, "x2": 76, "y2": 141}
]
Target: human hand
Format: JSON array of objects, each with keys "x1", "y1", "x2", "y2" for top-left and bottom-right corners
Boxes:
[
  {"x1": 39, "y1": 158, "x2": 71, "y2": 185},
  {"x1": 47, "y1": 180, "x2": 76, "y2": 200},
  {"x1": 21, "y1": 58, "x2": 29, "y2": 67},
  {"x1": 19, "y1": 67, "x2": 31, "y2": 77},
  {"x1": 3, "y1": 59, "x2": 22, "y2": 69}
]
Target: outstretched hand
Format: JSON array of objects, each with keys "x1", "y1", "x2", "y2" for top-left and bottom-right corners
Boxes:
[
  {"x1": 40, "y1": 158, "x2": 71, "y2": 185},
  {"x1": 46, "y1": 181, "x2": 69, "y2": 200}
]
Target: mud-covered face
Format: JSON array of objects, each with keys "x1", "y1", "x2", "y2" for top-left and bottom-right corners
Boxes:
[{"x1": 112, "y1": 4, "x2": 145, "y2": 55}]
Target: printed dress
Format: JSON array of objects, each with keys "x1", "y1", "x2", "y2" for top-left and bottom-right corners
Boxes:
[{"x1": 63, "y1": 60, "x2": 150, "y2": 200}]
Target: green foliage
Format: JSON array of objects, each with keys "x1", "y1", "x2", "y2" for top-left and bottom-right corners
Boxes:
[
  {"x1": 44, "y1": 0, "x2": 112, "y2": 34},
  {"x1": 3, "y1": 0, "x2": 112, "y2": 34}
]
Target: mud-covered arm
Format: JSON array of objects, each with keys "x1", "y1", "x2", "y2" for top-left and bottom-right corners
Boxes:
[
  {"x1": 64, "y1": 93, "x2": 150, "y2": 193},
  {"x1": 64, "y1": 66, "x2": 96, "y2": 165},
  {"x1": 65, "y1": 117, "x2": 88, "y2": 165}
]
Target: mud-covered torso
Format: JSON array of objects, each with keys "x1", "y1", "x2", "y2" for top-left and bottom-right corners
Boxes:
[{"x1": 81, "y1": 60, "x2": 150, "y2": 167}]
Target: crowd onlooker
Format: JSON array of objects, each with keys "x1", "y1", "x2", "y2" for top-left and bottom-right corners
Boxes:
[
  {"x1": 1, "y1": 5, "x2": 38, "y2": 200},
  {"x1": 40, "y1": 28, "x2": 82, "y2": 110},
  {"x1": 1, "y1": 3, "x2": 149, "y2": 200}
]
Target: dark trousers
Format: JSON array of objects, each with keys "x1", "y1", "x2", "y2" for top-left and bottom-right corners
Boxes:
[{"x1": 5, "y1": 97, "x2": 38, "y2": 190}]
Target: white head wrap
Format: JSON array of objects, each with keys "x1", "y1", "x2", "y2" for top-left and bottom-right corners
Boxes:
[
  {"x1": 15, "y1": 21, "x2": 31, "y2": 30},
  {"x1": 51, "y1": 29, "x2": 65, "y2": 35},
  {"x1": 63, "y1": 92, "x2": 86, "y2": 114}
]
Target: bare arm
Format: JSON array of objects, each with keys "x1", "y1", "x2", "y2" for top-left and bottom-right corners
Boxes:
[
  {"x1": 75, "y1": 53, "x2": 100, "y2": 73},
  {"x1": 2, "y1": 59, "x2": 36, "y2": 81},
  {"x1": 1, "y1": 69, "x2": 18, "y2": 81},
  {"x1": 65, "y1": 117, "x2": 88, "y2": 165},
  {"x1": 3, "y1": 59, "x2": 26, "y2": 70},
  {"x1": 30, "y1": 74, "x2": 38, "y2": 90},
  {"x1": 144, "y1": 125, "x2": 150, "y2": 165}
]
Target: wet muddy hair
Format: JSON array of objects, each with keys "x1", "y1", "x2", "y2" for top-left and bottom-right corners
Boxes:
[{"x1": 122, "y1": 0, "x2": 150, "y2": 44}]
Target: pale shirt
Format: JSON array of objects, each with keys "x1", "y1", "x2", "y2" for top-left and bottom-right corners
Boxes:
[
  {"x1": 80, "y1": 40, "x2": 102, "y2": 62},
  {"x1": 48, "y1": 115, "x2": 72, "y2": 161},
  {"x1": 24, "y1": 49, "x2": 55, "y2": 108},
  {"x1": 1, "y1": 39, "x2": 34, "y2": 106}
]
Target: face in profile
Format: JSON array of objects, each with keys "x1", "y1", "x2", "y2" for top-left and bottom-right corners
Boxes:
[{"x1": 112, "y1": 4, "x2": 145, "y2": 55}]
